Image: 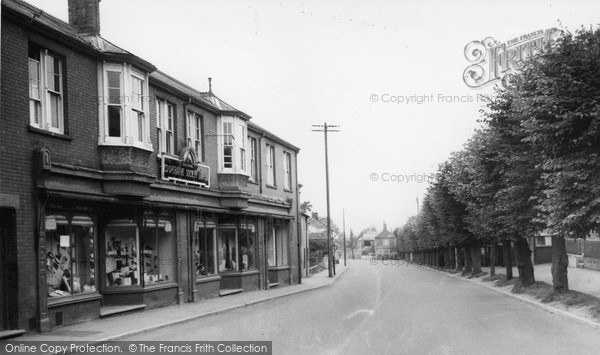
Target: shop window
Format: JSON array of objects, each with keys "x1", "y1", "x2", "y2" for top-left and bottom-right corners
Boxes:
[
  {"x1": 142, "y1": 218, "x2": 175, "y2": 284},
  {"x1": 238, "y1": 220, "x2": 257, "y2": 270},
  {"x1": 45, "y1": 214, "x2": 96, "y2": 298},
  {"x1": 105, "y1": 219, "x2": 140, "y2": 287},
  {"x1": 218, "y1": 225, "x2": 238, "y2": 272},
  {"x1": 267, "y1": 222, "x2": 289, "y2": 267},
  {"x1": 192, "y1": 220, "x2": 217, "y2": 276}
]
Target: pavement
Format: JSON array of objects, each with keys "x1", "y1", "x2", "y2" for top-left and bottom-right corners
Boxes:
[
  {"x1": 482, "y1": 263, "x2": 600, "y2": 298},
  {"x1": 13, "y1": 263, "x2": 347, "y2": 343}
]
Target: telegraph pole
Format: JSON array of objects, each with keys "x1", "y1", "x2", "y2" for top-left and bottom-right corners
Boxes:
[{"x1": 311, "y1": 123, "x2": 339, "y2": 277}]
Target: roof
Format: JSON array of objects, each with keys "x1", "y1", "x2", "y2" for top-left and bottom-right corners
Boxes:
[
  {"x1": 248, "y1": 121, "x2": 300, "y2": 152},
  {"x1": 375, "y1": 229, "x2": 394, "y2": 239},
  {"x1": 361, "y1": 230, "x2": 378, "y2": 241}
]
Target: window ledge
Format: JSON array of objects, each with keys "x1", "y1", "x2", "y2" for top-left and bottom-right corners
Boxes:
[
  {"x1": 28, "y1": 126, "x2": 72, "y2": 141},
  {"x1": 268, "y1": 265, "x2": 290, "y2": 271},
  {"x1": 99, "y1": 141, "x2": 154, "y2": 152},
  {"x1": 196, "y1": 275, "x2": 222, "y2": 284},
  {"x1": 103, "y1": 282, "x2": 177, "y2": 293},
  {"x1": 248, "y1": 180, "x2": 259, "y2": 186},
  {"x1": 283, "y1": 188, "x2": 293, "y2": 193},
  {"x1": 47, "y1": 292, "x2": 102, "y2": 308},
  {"x1": 266, "y1": 184, "x2": 277, "y2": 190}
]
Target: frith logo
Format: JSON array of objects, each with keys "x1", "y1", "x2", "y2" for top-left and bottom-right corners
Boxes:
[{"x1": 463, "y1": 28, "x2": 560, "y2": 88}]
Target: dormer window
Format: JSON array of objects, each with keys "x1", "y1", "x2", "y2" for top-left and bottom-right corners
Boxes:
[
  {"x1": 218, "y1": 116, "x2": 249, "y2": 174},
  {"x1": 99, "y1": 63, "x2": 152, "y2": 150}
]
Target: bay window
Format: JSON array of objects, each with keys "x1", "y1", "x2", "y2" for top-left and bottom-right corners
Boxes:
[
  {"x1": 99, "y1": 63, "x2": 152, "y2": 150},
  {"x1": 29, "y1": 45, "x2": 64, "y2": 134},
  {"x1": 218, "y1": 116, "x2": 249, "y2": 174}
]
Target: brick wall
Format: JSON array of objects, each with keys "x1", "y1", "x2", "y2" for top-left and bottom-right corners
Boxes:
[{"x1": 1, "y1": 16, "x2": 100, "y2": 330}]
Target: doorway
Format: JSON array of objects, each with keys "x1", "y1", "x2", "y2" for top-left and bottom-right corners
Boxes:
[{"x1": 0, "y1": 208, "x2": 16, "y2": 331}]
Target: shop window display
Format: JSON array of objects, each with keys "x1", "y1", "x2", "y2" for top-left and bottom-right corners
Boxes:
[
  {"x1": 238, "y1": 220, "x2": 257, "y2": 270},
  {"x1": 192, "y1": 220, "x2": 217, "y2": 276},
  {"x1": 105, "y1": 219, "x2": 139, "y2": 287},
  {"x1": 45, "y1": 214, "x2": 96, "y2": 298},
  {"x1": 142, "y1": 217, "x2": 175, "y2": 284},
  {"x1": 218, "y1": 225, "x2": 238, "y2": 272}
]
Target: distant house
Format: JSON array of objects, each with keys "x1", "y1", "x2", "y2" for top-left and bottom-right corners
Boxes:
[
  {"x1": 375, "y1": 223, "x2": 396, "y2": 258},
  {"x1": 360, "y1": 227, "x2": 378, "y2": 255}
]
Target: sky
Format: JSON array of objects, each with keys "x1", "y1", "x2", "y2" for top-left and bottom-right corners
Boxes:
[{"x1": 24, "y1": 0, "x2": 600, "y2": 235}]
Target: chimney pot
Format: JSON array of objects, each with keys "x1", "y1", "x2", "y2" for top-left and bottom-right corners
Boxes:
[
  {"x1": 68, "y1": 0, "x2": 101, "y2": 35},
  {"x1": 311, "y1": 212, "x2": 319, "y2": 220}
]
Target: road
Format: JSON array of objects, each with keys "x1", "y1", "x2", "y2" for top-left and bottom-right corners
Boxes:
[{"x1": 123, "y1": 260, "x2": 600, "y2": 354}]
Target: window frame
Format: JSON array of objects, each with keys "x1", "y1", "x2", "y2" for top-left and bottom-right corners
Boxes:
[
  {"x1": 283, "y1": 151, "x2": 292, "y2": 191},
  {"x1": 186, "y1": 111, "x2": 203, "y2": 161},
  {"x1": 29, "y1": 46, "x2": 65, "y2": 134},
  {"x1": 266, "y1": 144, "x2": 276, "y2": 187},
  {"x1": 99, "y1": 63, "x2": 152, "y2": 151},
  {"x1": 249, "y1": 137, "x2": 258, "y2": 182},
  {"x1": 156, "y1": 99, "x2": 175, "y2": 155}
]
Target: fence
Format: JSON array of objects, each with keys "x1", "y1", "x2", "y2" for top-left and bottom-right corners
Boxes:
[{"x1": 566, "y1": 238, "x2": 600, "y2": 259}]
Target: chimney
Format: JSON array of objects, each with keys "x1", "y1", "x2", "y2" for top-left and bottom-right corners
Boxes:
[
  {"x1": 68, "y1": 0, "x2": 101, "y2": 35},
  {"x1": 383, "y1": 221, "x2": 387, "y2": 231},
  {"x1": 311, "y1": 212, "x2": 319, "y2": 220}
]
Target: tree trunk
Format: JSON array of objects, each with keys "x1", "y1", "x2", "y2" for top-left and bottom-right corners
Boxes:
[
  {"x1": 455, "y1": 247, "x2": 463, "y2": 273},
  {"x1": 551, "y1": 234, "x2": 569, "y2": 292},
  {"x1": 515, "y1": 238, "x2": 535, "y2": 287},
  {"x1": 470, "y1": 245, "x2": 482, "y2": 275},
  {"x1": 504, "y1": 241, "x2": 513, "y2": 280},
  {"x1": 490, "y1": 241, "x2": 496, "y2": 276},
  {"x1": 449, "y1": 246, "x2": 455, "y2": 270},
  {"x1": 462, "y1": 247, "x2": 472, "y2": 274}
]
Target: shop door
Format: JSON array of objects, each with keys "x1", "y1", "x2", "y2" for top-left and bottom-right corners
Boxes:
[{"x1": 0, "y1": 208, "x2": 16, "y2": 331}]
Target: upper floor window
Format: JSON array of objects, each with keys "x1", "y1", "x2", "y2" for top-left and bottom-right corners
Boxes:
[
  {"x1": 157, "y1": 100, "x2": 175, "y2": 155},
  {"x1": 283, "y1": 151, "x2": 292, "y2": 190},
  {"x1": 99, "y1": 63, "x2": 152, "y2": 150},
  {"x1": 249, "y1": 137, "x2": 258, "y2": 182},
  {"x1": 218, "y1": 116, "x2": 249, "y2": 174},
  {"x1": 267, "y1": 144, "x2": 276, "y2": 186},
  {"x1": 29, "y1": 45, "x2": 64, "y2": 134},
  {"x1": 187, "y1": 111, "x2": 203, "y2": 160}
]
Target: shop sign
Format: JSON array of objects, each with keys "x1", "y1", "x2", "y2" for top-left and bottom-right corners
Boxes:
[
  {"x1": 161, "y1": 147, "x2": 210, "y2": 187},
  {"x1": 463, "y1": 28, "x2": 560, "y2": 88}
]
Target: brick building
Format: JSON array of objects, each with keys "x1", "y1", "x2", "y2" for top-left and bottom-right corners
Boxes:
[{"x1": 0, "y1": 0, "x2": 301, "y2": 334}]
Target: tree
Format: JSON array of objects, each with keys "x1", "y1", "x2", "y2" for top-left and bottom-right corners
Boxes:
[
  {"x1": 300, "y1": 201, "x2": 313, "y2": 213},
  {"x1": 347, "y1": 230, "x2": 359, "y2": 259}
]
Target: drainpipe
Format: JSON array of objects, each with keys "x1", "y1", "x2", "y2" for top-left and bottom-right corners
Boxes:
[
  {"x1": 258, "y1": 132, "x2": 265, "y2": 194},
  {"x1": 294, "y1": 152, "x2": 302, "y2": 284}
]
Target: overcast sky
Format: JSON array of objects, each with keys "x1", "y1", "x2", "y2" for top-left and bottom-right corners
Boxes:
[{"x1": 25, "y1": 0, "x2": 600, "y2": 235}]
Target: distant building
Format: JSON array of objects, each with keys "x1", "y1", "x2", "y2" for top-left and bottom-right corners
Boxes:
[
  {"x1": 359, "y1": 227, "x2": 378, "y2": 255},
  {"x1": 374, "y1": 223, "x2": 396, "y2": 258}
]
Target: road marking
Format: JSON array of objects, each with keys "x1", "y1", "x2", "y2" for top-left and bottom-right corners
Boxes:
[{"x1": 346, "y1": 309, "x2": 374, "y2": 319}]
